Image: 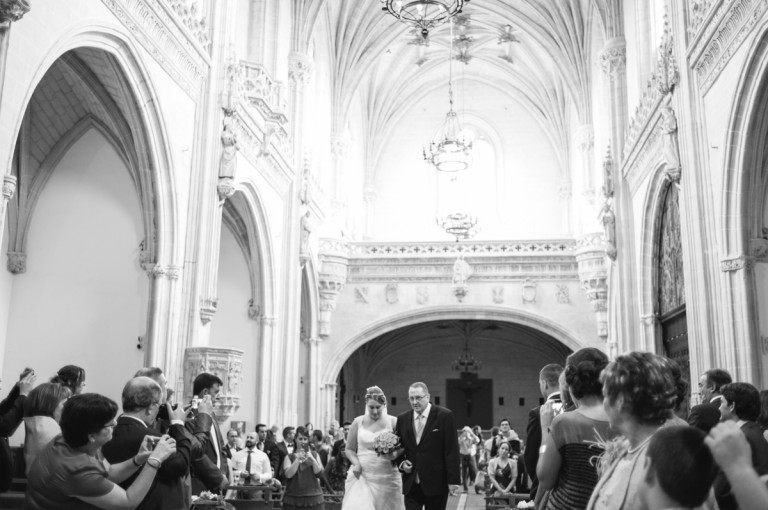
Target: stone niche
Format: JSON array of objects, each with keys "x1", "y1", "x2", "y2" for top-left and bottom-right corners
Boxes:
[{"x1": 183, "y1": 347, "x2": 244, "y2": 423}]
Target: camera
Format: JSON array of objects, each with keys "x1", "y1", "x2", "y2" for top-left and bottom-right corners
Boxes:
[{"x1": 191, "y1": 395, "x2": 201, "y2": 410}]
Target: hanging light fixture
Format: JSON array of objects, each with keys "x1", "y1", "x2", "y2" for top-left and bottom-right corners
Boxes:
[
  {"x1": 451, "y1": 322, "x2": 481, "y2": 373},
  {"x1": 380, "y1": 0, "x2": 469, "y2": 38},
  {"x1": 423, "y1": 18, "x2": 472, "y2": 172},
  {"x1": 436, "y1": 211, "x2": 478, "y2": 240}
]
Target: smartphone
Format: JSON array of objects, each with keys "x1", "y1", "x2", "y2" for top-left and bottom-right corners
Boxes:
[
  {"x1": 191, "y1": 395, "x2": 201, "y2": 410},
  {"x1": 148, "y1": 437, "x2": 161, "y2": 448}
]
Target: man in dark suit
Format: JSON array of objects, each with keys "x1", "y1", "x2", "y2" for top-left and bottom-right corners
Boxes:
[
  {"x1": 255, "y1": 423, "x2": 280, "y2": 476},
  {"x1": 102, "y1": 377, "x2": 192, "y2": 510},
  {"x1": 524, "y1": 363, "x2": 562, "y2": 500},
  {"x1": 185, "y1": 373, "x2": 230, "y2": 494},
  {"x1": 395, "y1": 381, "x2": 460, "y2": 510},
  {"x1": 688, "y1": 368, "x2": 732, "y2": 432},
  {"x1": 0, "y1": 368, "x2": 34, "y2": 492},
  {"x1": 275, "y1": 426, "x2": 296, "y2": 481},
  {"x1": 713, "y1": 382, "x2": 768, "y2": 510}
]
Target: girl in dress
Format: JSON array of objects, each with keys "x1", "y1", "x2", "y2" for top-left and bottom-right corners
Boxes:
[
  {"x1": 488, "y1": 441, "x2": 517, "y2": 496},
  {"x1": 283, "y1": 425, "x2": 326, "y2": 510}
]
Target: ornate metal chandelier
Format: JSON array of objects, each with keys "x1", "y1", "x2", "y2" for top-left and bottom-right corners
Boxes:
[
  {"x1": 379, "y1": 0, "x2": 470, "y2": 38},
  {"x1": 451, "y1": 323, "x2": 481, "y2": 373},
  {"x1": 423, "y1": 19, "x2": 472, "y2": 172},
  {"x1": 436, "y1": 211, "x2": 478, "y2": 240}
]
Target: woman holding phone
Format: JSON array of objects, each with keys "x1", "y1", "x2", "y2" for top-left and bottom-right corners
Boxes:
[{"x1": 282, "y1": 426, "x2": 325, "y2": 510}]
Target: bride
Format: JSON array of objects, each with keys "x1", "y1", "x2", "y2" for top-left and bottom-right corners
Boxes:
[{"x1": 341, "y1": 386, "x2": 405, "y2": 510}]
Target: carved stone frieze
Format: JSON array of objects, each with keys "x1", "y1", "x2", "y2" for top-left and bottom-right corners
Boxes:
[
  {"x1": 6, "y1": 251, "x2": 26, "y2": 274},
  {"x1": 688, "y1": 0, "x2": 716, "y2": 36},
  {"x1": 416, "y1": 286, "x2": 429, "y2": 304},
  {"x1": 100, "y1": 0, "x2": 209, "y2": 98},
  {"x1": 183, "y1": 347, "x2": 244, "y2": 423},
  {"x1": 555, "y1": 284, "x2": 570, "y2": 304},
  {"x1": 492, "y1": 286, "x2": 504, "y2": 304},
  {"x1": 288, "y1": 51, "x2": 313, "y2": 86},
  {"x1": 354, "y1": 286, "x2": 369, "y2": 304},
  {"x1": 385, "y1": 282, "x2": 399, "y2": 304},
  {"x1": 2, "y1": 174, "x2": 17, "y2": 201},
  {"x1": 522, "y1": 278, "x2": 537, "y2": 304},
  {"x1": 0, "y1": 0, "x2": 30, "y2": 24},
  {"x1": 200, "y1": 297, "x2": 219, "y2": 324},
  {"x1": 720, "y1": 255, "x2": 755, "y2": 272}
]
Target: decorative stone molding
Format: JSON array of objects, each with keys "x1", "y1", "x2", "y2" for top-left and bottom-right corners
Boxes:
[
  {"x1": 521, "y1": 278, "x2": 537, "y2": 304},
  {"x1": 150, "y1": 265, "x2": 167, "y2": 279},
  {"x1": 200, "y1": 297, "x2": 219, "y2": 324},
  {"x1": 655, "y1": 16, "x2": 679, "y2": 96},
  {"x1": 354, "y1": 286, "x2": 369, "y2": 304},
  {"x1": 575, "y1": 125, "x2": 594, "y2": 152},
  {"x1": 183, "y1": 347, "x2": 243, "y2": 423},
  {"x1": 0, "y1": 0, "x2": 29, "y2": 24},
  {"x1": 599, "y1": 38, "x2": 626, "y2": 80},
  {"x1": 167, "y1": 0, "x2": 210, "y2": 50},
  {"x1": 688, "y1": 0, "x2": 716, "y2": 36},
  {"x1": 576, "y1": 234, "x2": 609, "y2": 338},
  {"x1": 690, "y1": 0, "x2": 767, "y2": 92},
  {"x1": 557, "y1": 182, "x2": 572, "y2": 201},
  {"x1": 750, "y1": 238, "x2": 768, "y2": 262},
  {"x1": 100, "y1": 0, "x2": 209, "y2": 98},
  {"x1": 217, "y1": 178, "x2": 236, "y2": 200},
  {"x1": 386, "y1": 282, "x2": 400, "y2": 304},
  {"x1": 492, "y1": 286, "x2": 504, "y2": 304},
  {"x1": 348, "y1": 240, "x2": 575, "y2": 257},
  {"x1": 166, "y1": 265, "x2": 182, "y2": 280},
  {"x1": 641, "y1": 314, "x2": 659, "y2": 326},
  {"x1": 238, "y1": 61, "x2": 288, "y2": 122},
  {"x1": 555, "y1": 284, "x2": 570, "y2": 304},
  {"x1": 247, "y1": 299, "x2": 261, "y2": 320},
  {"x1": 362, "y1": 187, "x2": 377, "y2": 205},
  {"x1": 2, "y1": 174, "x2": 17, "y2": 201},
  {"x1": 318, "y1": 239, "x2": 349, "y2": 336},
  {"x1": 288, "y1": 51, "x2": 313, "y2": 86},
  {"x1": 416, "y1": 286, "x2": 429, "y2": 304},
  {"x1": 6, "y1": 251, "x2": 26, "y2": 274},
  {"x1": 720, "y1": 255, "x2": 755, "y2": 272},
  {"x1": 330, "y1": 134, "x2": 350, "y2": 159}
]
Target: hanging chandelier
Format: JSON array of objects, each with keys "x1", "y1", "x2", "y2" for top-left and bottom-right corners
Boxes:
[
  {"x1": 423, "y1": 19, "x2": 472, "y2": 172},
  {"x1": 380, "y1": 0, "x2": 470, "y2": 38},
  {"x1": 451, "y1": 323, "x2": 481, "y2": 373},
  {"x1": 436, "y1": 212, "x2": 478, "y2": 240}
]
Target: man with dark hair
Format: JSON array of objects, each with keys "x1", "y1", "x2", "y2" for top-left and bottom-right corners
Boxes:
[
  {"x1": 524, "y1": 363, "x2": 562, "y2": 499},
  {"x1": 688, "y1": 368, "x2": 732, "y2": 432},
  {"x1": 255, "y1": 423, "x2": 280, "y2": 476},
  {"x1": 275, "y1": 426, "x2": 296, "y2": 482},
  {"x1": 714, "y1": 382, "x2": 768, "y2": 510},
  {"x1": 186, "y1": 372, "x2": 229, "y2": 494},
  {"x1": 331, "y1": 421, "x2": 352, "y2": 458},
  {"x1": 102, "y1": 377, "x2": 192, "y2": 509},
  {"x1": 639, "y1": 426, "x2": 717, "y2": 509}
]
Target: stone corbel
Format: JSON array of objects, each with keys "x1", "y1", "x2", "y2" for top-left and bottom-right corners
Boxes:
[
  {"x1": 576, "y1": 234, "x2": 609, "y2": 338},
  {"x1": 2, "y1": 174, "x2": 16, "y2": 201},
  {"x1": 217, "y1": 177, "x2": 236, "y2": 200},
  {"x1": 599, "y1": 38, "x2": 626, "y2": 81},
  {"x1": 6, "y1": 251, "x2": 25, "y2": 274},
  {"x1": 259, "y1": 121, "x2": 280, "y2": 158},
  {"x1": 288, "y1": 51, "x2": 313, "y2": 87},
  {"x1": 0, "y1": 0, "x2": 30, "y2": 25},
  {"x1": 200, "y1": 297, "x2": 219, "y2": 325},
  {"x1": 318, "y1": 239, "x2": 349, "y2": 337}
]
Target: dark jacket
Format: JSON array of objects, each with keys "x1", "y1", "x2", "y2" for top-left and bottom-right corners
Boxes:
[
  {"x1": 0, "y1": 385, "x2": 26, "y2": 493},
  {"x1": 275, "y1": 440, "x2": 296, "y2": 481},
  {"x1": 185, "y1": 411, "x2": 228, "y2": 494},
  {"x1": 524, "y1": 392, "x2": 561, "y2": 499},
  {"x1": 395, "y1": 404, "x2": 460, "y2": 497},
  {"x1": 687, "y1": 399, "x2": 721, "y2": 433},
  {"x1": 713, "y1": 421, "x2": 768, "y2": 510},
  {"x1": 259, "y1": 439, "x2": 281, "y2": 477},
  {"x1": 102, "y1": 416, "x2": 192, "y2": 510}
]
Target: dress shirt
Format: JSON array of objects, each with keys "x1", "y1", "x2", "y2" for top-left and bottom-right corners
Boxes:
[
  {"x1": 414, "y1": 402, "x2": 431, "y2": 444},
  {"x1": 231, "y1": 448, "x2": 272, "y2": 483}
]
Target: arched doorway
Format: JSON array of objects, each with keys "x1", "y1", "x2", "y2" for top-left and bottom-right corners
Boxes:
[{"x1": 336, "y1": 319, "x2": 572, "y2": 433}]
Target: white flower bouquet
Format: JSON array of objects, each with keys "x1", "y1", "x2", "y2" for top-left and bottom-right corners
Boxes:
[{"x1": 373, "y1": 430, "x2": 401, "y2": 456}]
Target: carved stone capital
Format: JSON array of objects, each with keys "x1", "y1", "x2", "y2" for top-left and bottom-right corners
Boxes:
[
  {"x1": 200, "y1": 297, "x2": 219, "y2": 324},
  {"x1": 557, "y1": 183, "x2": 572, "y2": 201},
  {"x1": 720, "y1": 255, "x2": 755, "y2": 272},
  {"x1": 0, "y1": 0, "x2": 30, "y2": 24},
  {"x1": 330, "y1": 134, "x2": 350, "y2": 159},
  {"x1": 183, "y1": 347, "x2": 243, "y2": 423},
  {"x1": 288, "y1": 51, "x2": 313, "y2": 86},
  {"x1": 151, "y1": 265, "x2": 167, "y2": 279},
  {"x1": 599, "y1": 39, "x2": 627, "y2": 79},
  {"x1": 2, "y1": 174, "x2": 17, "y2": 201},
  {"x1": 6, "y1": 251, "x2": 26, "y2": 274},
  {"x1": 363, "y1": 187, "x2": 377, "y2": 205},
  {"x1": 575, "y1": 124, "x2": 594, "y2": 152}
]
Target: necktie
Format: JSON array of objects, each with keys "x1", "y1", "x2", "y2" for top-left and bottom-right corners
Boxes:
[
  {"x1": 415, "y1": 413, "x2": 425, "y2": 444},
  {"x1": 245, "y1": 450, "x2": 253, "y2": 473},
  {"x1": 258, "y1": 442, "x2": 264, "y2": 451}
]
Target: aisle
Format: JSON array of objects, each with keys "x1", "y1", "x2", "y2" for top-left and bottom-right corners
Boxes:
[{"x1": 461, "y1": 492, "x2": 487, "y2": 510}]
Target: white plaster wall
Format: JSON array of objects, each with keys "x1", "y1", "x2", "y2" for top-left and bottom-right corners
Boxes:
[
  {"x1": 373, "y1": 81, "x2": 564, "y2": 241},
  {"x1": 210, "y1": 225, "x2": 262, "y2": 430},
  {"x1": 3, "y1": 129, "x2": 147, "y2": 445}
]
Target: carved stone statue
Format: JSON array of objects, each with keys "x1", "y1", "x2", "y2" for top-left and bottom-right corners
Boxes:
[
  {"x1": 300, "y1": 211, "x2": 312, "y2": 258},
  {"x1": 219, "y1": 113, "x2": 238, "y2": 179},
  {"x1": 452, "y1": 256, "x2": 472, "y2": 287},
  {"x1": 660, "y1": 106, "x2": 681, "y2": 182},
  {"x1": 600, "y1": 202, "x2": 617, "y2": 261}
]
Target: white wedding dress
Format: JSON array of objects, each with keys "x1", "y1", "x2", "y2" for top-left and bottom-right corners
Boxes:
[{"x1": 341, "y1": 415, "x2": 405, "y2": 510}]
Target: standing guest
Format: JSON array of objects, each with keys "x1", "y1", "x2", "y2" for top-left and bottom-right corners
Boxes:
[
  {"x1": 23, "y1": 382, "x2": 70, "y2": 474},
  {"x1": 638, "y1": 426, "x2": 717, "y2": 510},
  {"x1": 331, "y1": 421, "x2": 352, "y2": 458},
  {"x1": 255, "y1": 423, "x2": 281, "y2": 476},
  {"x1": 102, "y1": 377, "x2": 192, "y2": 510},
  {"x1": 586, "y1": 352, "x2": 678, "y2": 510},
  {"x1": 458, "y1": 426, "x2": 479, "y2": 493},
  {"x1": 311, "y1": 429, "x2": 331, "y2": 467},
  {"x1": 713, "y1": 382, "x2": 768, "y2": 510},
  {"x1": 50, "y1": 365, "x2": 86, "y2": 395},
  {"x1": 757, "y1": 390, "x2": 768, "y2": 442},
  {"x1": 558, "y1": 371, "x2": 576, "y2": 413},
  {"x1": 224, "y1": 429, "x2": 241, "y2": 460},
  {"x1": 230, "y1": 431, "x2": 279, "y2": 500},
  {"x1": 276, "y1": 426, "x2": 297, "y2": 481},
  {"x1": 524, "y1": 363, "x2": 563, "y2": 500},
  {"x1": 688, "y1": 368, "x2": 732, "y2": 432},
  {"x1": 185, "y1": 373, "x2": 229, "y2": 494},
  {"x1": 535, "y1": 348, "x2": 617, "y2": 510},
  {"x1": 282, "y1": 426, "x2": 325, "y2": 510},
  {"x1": 323, "y1": 440, "x2": 350, "y2": 493},
  {"x1": 668, "y1": 359, "x2": 690, "y2": 425},
  {"x1": 484, "y1": 426, "x2": 499, "y2": 455},
  {"x1": 1, "y1": 367, "x2": 35, "y2": 492},
  {"x1": 488, "y1": 442, "x2": 516, "y2": 496},
  {"x1": 268, "y1": 425, "x2": 280, "y2": 442},
  {"x1": 25, "y1": 393, "x2": 177, "y2": 509},
  {"x1": 490, "y1": 418, "x2": 520, "y2": 457}
]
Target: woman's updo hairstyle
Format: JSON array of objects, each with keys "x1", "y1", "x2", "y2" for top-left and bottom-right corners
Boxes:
[
  {"x1": 365, "y1": 386, "x2": 387, "y2": 406},
  {"x1": 50, "y1": 365, "x2": 85, "y2": 395},
  {"x1": 564, "y1": 347, "x2": 609, "y2": 400}
]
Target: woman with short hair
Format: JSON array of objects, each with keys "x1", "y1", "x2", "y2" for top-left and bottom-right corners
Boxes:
[
  {"x1": 586, "y1": 352, "x2": 678, "y2": 510},
  {"x1": 25, "y1": 393, "x2": 176, "y2": 510},
  {"x1": 23, "y1": 382, "x2": 70, "y2": 473}
]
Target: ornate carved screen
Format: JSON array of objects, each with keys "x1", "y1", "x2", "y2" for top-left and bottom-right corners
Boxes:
[{"x1": 656, "y1": 185, "x2": 689, "y2": 384}]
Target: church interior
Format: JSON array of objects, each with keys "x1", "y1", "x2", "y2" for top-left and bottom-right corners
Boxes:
[{"x1": 1, "y1": 0, "x2": 768, "y2": 441}]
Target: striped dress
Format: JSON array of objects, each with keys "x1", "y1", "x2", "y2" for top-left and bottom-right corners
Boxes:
[{"x1": 544, "y1": 411, "x2": 617, "y2": 510}]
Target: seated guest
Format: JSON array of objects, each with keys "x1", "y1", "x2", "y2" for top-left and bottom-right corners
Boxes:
[
  {"x1": 536, "y1": 347, "x2": 617, "y2": 510},
  {"x1": 323, "y1": 440, "x2": 349, "y2": 493},
  {"x1": 282, "y1": 426, "x2": 324, "y2": 510},
  {"x1": 25, "y1": 393, "x2": 177, "y2": 509},
  {"x1": 490, "y1": 418, "x2": 520, "y2": 457},
  {"x1": 23, "y1": 382, "x2": 70, "y2": 473},
  {"x1": 714, "y1": 382, "x2": 768, "y2": 510},
  {"x1": 639, "y1": 426, "x2": 717, "y2": 510},
  {"x1": 688, "y1": 368, "x2": 731, "y2": 432},
  {"x1": 311, "y1": 429, "x2": 330, "y2": 467},
  {"x1": 102, "y1": 377, "x2": 192, "y2": 510},
  {"x1": 488, "y1": 441, "x2": 517, "y2": 496},
  {"x1": 586, "y1": 352, "x2": 678, "y2": 510},
  {"x1": 706, "y1": 421, "x2": 768, "y2": 510},
  {"x1": 757, "y1": 390, "x2": 768, "y2": 443},
  {"x1": 50, "y1": 365, "x2": 86, "y2": 395},
  {"x1": 255, "y1": 423, "x2": 280, "y2": 476},
  {"x1": 1, "y1": 367, "x2": 35, "y2": 492}
]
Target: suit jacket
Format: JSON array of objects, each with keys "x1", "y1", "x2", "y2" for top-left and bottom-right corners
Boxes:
[
  {"x1": 0, "y1": 385, "x2": 26, "y2": 493},
  {"x1": 102, "y1": 416, "x2": 192, "y2": 510},
  {"x1": 524, "y1": 392, "x2": 560, "y2": 499},
  {"x1": 687, "y1": 400, "x2": 721, "y2": 433},
  {"x1": 257, "y1": 439, "x2": 281, "y2": 477},
  {"x1": 185, "y1": 411, "x2": 228, "y2": 494},
  {"x1": 395, "y1": 404, "x2": 460, "y2": 497},
  {"x1": 713, "y1": 421, "x2": 768, "y2": 510}
]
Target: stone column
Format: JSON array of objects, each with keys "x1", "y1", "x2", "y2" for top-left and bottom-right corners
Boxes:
[
  {"x1": 576, "y1": 233, "x2": 612, "y2": 353},
  {"x1": 318, "y1": 239, "x2": 349, "y2": 337},
  {"x1": 362, "y1": 187, "x2": 377, "y2": 240},
  {"x1": 321, "y1": 382, "x2": 338, "y2": 434},
  {"x1": 575, "y1": 124, "x2": 595, "y2": 208},
  {"x1": 329, "y1": 133, "x2": 350, "y2": 233},
  {"x1": 302, "y1": 336, "x2": 321, "y2": 423},
  {"x1": 0, "y1": 1, "x2": 30, "y2": 108},
  {"x1": 183, "y1": 346, "x2": 244, "y2": 424},
  {"x1": 288, "y1": 51, "x2": 312, "y2": 167},
  {"x1": 558, "y1": 181, "x2": 573, "y2": 236}
]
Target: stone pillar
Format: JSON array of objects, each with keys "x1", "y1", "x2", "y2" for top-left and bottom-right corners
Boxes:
[
  {"x1": 0, "y1": 1, "x2": 30, "y2": 111},
  {"x1": 362, "y1": 187, "x2": 377, "y2": 240},
  {"x1": 183, "y1": 346, "x2": 244, "y2": 424},
  {"x1": 0, "y1": 174, "x2": 16, "y2": 262},
  {"x1": 329, "y1": 133, "x2": 350, "y2": 233},
  {"x1": 303, "y1": 336, "x2": 321, "y2": 423},
  {"x1": 575, "y1": 124, "x2": 595, "y2": 208},
  {"x1": 318, "y1": 239, "x2": 349, "y2": 337},
  {"x1": 558, "y1": 181, "x2": 573, "y2": 236},
  {"x1": 576, "y1": 233, "x2": 611, "y2": 353},
  {"x1": 288, "y1": 51, "x2": 312, "y2": 168},
  {"x1": 321, "y1": 382, "x2": 338, "y2": 434}
]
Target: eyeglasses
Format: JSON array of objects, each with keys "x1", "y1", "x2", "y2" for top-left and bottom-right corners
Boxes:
[{"x1": 408, "y1": 395, "x2": 427, "y2": 402}]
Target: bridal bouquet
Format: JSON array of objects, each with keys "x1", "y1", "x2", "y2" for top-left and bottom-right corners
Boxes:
[{"x1": 373, "y1": 430, "x2": 401, "y2": 456}]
